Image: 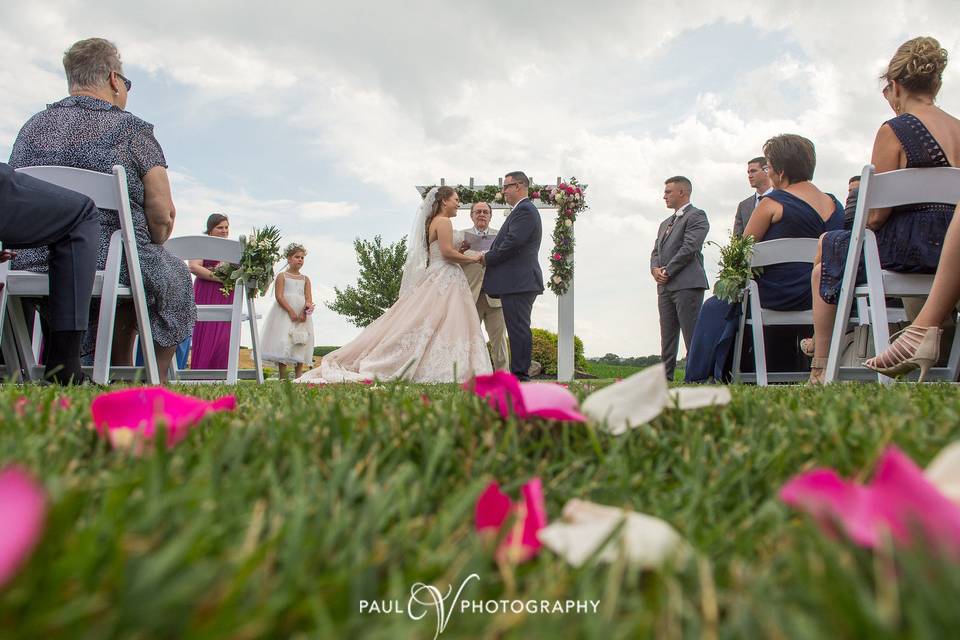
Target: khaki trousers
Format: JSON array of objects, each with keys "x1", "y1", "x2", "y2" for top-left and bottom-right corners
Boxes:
[{"x1": 477, "y1": 294, "x2": 509, "y2": 371}]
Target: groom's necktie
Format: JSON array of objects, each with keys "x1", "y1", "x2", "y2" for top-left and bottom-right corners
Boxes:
[{"x1": 661, "y1": 214, "x2": 677, "y2": 241}]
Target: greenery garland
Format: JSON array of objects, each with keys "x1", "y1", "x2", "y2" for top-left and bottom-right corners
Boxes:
[{"x1": 542, "y1": 178, "x2": 587, "y2": 296}]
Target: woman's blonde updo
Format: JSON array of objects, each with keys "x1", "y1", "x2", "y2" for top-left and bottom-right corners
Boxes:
[{"x1": 883, "y1": 36, "x2": 949, "y2": 97}]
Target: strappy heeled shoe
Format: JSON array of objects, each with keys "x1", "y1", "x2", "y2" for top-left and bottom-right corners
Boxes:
[
  {"x1": 808, "y1": 357, "x2": 827, "y2": 385},
  {"x1": 864, "y1": 325, "x2": 942, "y2": 383},
  {"x1": 800, "y1": 338, "x2": 815, "y2": 358}
]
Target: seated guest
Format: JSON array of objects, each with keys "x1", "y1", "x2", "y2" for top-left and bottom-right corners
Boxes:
[
  {"x1": 685, "y1": 134, "x2": 843, "y2": 382},
  {"x1": 808, "y1": 36, "x2": 958, "y2": 383},
  {"x1": 10, "y1": 37, "x2": 195, "y2": 383},
  {"x1": 189, "y1": 213, "x2": 234, "y2": 370},
  {"x1": 0, "y1": 163, "x2": 99, "y2": 384},
  {"x1": 865, "y1": 202, "x2": 960, "y2": 381}
]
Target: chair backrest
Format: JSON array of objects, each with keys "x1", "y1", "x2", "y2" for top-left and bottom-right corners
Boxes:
[
  {"x1": 750, "y1": 238, "x2": 819, "y2": 267},
  {"x1": 165, "y1": 235, "x2": 242, "y2": 263},
  {"x1": 15, "y1": 165, "x2": 126, "y2": 210},
  {"x1": 849, "y1": 165, "x2": 960, "y2": 242}
]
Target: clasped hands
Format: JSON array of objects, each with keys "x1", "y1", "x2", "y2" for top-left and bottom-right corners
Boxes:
[
  {"x1": 288, "y1": 304, "x2": 316, "y2": 323},
  {"x1": 461, "y1": 240, "x2": 486, "y2": 265},
  {"x1": 651, "y1": 267, "x2": 669, "y2": 284}
]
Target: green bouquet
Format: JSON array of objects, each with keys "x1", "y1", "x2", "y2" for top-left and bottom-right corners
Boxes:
[
  {"x1": 709, "y1": 234, "x2": 762, "y2": 304},
  {"x1": 212, "y1": 225, "x2": 282, "y2": 297}
]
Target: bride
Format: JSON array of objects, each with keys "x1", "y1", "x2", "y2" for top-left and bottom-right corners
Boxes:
[{"x1": 296, "y1": 186, "x2": 494, "y2": 383}]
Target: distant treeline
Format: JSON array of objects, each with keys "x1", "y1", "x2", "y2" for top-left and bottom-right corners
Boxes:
[{"x1": 588, "y1": 353, "x2": 686, "y2": 368}]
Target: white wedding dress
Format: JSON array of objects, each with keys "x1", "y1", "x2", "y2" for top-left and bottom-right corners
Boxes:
[{"x1": 296, "y1": 240, "x2": 492, "y2": 383}]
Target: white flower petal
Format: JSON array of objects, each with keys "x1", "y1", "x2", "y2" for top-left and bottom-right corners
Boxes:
[
  {"x1": 538, "y1": 499, "x2": 686, "y2": 568},
  {"x1": 925, "y1": 441, "x2": 960, "y2": 505}
]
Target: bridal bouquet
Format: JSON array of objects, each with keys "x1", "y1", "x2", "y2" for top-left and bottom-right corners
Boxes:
[
  {"x1": 709, "y1": 234, "x2": 762, "y2": 304},
  {"x1": 212, "y1": 225, "x2": 282, "y2": 297}
]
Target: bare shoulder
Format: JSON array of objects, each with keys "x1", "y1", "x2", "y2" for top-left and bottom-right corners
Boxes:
[{"x1": 431, "y1": 216, "x2": 453, "y2": 230}]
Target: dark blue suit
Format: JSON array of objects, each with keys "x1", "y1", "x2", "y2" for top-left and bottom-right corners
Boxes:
[
  {"x1": 482, "y1": 198, "x2": 543, "y2": 379},
  {"x1": 0, "y1": 162, "x2": 98, "y2": 331}
]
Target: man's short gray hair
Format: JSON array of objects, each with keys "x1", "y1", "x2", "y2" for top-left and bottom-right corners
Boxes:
[{"x1": 63, "y1": 38, "x2": 122, "y2": 91}]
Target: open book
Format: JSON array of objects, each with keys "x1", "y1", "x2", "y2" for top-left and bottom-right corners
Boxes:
[{"x1": 464, "y1": 231, "x2": 495, "y2": 252}]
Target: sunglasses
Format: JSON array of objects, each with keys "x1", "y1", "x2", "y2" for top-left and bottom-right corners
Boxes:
[{"x1": 113, "y1": 71, "x2": 132, "y2": 92}]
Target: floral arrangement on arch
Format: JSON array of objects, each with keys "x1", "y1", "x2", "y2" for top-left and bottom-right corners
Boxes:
[
  {"x1": 539, "y1": 178, "x2": 587, "y2": 296},
  {"x1": 211, "y1": 225, "x2": 283, "y2": 297}
]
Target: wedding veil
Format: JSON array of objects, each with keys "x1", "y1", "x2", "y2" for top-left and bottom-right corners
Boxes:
[{"x1": 399, "y1": 187, "x2": 437, "y2": 297}]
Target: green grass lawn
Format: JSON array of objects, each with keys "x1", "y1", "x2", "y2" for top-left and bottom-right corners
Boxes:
[{"x1": 2, "y1": 381, "x2": 960, "y2": 638}]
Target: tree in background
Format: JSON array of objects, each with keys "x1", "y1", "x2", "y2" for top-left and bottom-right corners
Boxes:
[{"x1": 327, "y1": 235, "x2": 407, "y2": 327}]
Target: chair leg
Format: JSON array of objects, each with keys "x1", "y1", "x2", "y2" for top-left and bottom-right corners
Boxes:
[
  {"x1": 748, "y1": 283, "x2": 768, "y2": 386},
  {"x1": 226, "y1": 289, "x2": 243, "y2": 385},
  {"x1": 862, "y1": 236, "x2": 893, "y2": 385},
  {"x1": 8, "y1": 297, "x2": 39, "y2": 381},
  {"x1": 246, "y1": 292, "x2": 264, "y2": 384},
  {"x1": 731, "y1": 296, "x2": 747, "y2": 383},
  {"x1": 2, "y1": 315, "x2": 22, "y2": 382}
]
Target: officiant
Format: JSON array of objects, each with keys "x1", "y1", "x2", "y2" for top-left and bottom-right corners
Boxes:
[{"x1": 460, "y1": 201, "x2": 509, "y2": 370}]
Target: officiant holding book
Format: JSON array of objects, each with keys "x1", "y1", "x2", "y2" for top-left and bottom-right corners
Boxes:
[{"x1": 460, "y1": 201, "x2": 509, "y2": 370}]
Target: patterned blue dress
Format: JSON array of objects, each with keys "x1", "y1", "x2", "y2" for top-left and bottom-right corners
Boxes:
[
  {"x1": 685, "y1": 191, "x2": 843, "y2": 382},
  {"x1": 819, "y1": 113, "x2": 954, "y2": 303},
  {"x1": 9, "y1": 96, "x2": 196, "y2": 352}
]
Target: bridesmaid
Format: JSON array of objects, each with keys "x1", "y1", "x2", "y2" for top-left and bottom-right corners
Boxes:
[{"x1": 188, "y1": 214, "x2": 234, "y2": 369}]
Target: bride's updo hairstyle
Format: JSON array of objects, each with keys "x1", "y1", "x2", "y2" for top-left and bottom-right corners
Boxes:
[
  {"x1": 425, "y1": 185, "x2": 457, "y2": 241},
  {"x1": 883, "y1": 36, "x2": 949, "y2": 97}
]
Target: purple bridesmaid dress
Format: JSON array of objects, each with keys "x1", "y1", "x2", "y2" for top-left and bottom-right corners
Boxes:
[{"x1": 189, "y1": 259, "x2": 235, "y2": 369}]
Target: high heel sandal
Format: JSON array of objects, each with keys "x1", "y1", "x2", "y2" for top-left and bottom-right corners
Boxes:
[
  {"x1": 864, "y1": 325, "x2": 942, "y2": 383},
  {"x1": 808, "y1": 357, "x2": 827, "y2": 385},
  {"x1": 800, "y1": 338, "x2": 815, "y2": 358}
]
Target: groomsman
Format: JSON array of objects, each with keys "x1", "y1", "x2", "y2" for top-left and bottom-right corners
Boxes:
[
  {"x1": 460, "y1": 202, "x2": 509, "y2": 370},
  {"x1": 650, "y1": 176, "x2": 709, "y2": 381},
  {"x1": 733, "y1": 157, "x2": 772, "y2": 236}
]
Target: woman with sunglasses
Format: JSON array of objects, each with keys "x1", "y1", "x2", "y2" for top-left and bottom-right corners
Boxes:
[{"x1": 9, "y1": 37, "x2": 195, "y2": 383}]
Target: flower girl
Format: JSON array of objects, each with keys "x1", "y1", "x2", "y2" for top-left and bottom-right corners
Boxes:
[{"x1": 260, "y1": 243, "x2": 316, "y2": 379}]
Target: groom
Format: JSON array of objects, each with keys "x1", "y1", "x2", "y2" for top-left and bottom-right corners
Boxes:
[{"x1": 480, "y1": 171, "x2": 543, "y2": 381}]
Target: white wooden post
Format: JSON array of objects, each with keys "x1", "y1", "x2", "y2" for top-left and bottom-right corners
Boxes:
[
  {"x1": 557, "y1": 274, "x2": 575, "y2": 381},
  {"x1": 555, "y1": 176, "x2": 575, "y2": 381}
]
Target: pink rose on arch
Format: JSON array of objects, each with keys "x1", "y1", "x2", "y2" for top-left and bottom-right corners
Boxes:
[
  {"x1": 565, "y1": 186, "x2": 575, "y2": 194},
  {"x1": 532, "y1": 191, "x2": 541, "y2": 199},
  {"x1": 553, "y1": 252, "x2": 563, "y2": 261}
]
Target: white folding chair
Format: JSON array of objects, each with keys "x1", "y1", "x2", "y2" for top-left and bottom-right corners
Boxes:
[
  {"x1": 825, "y1": 164, "x2": 960, "y2": 384},
  {"x1": 163, "y1": 235, "x2": 264, "y2": 384},
  {"x1": 731, "y1": 238, "x2": 819, "y2": 385},
  {"x1": 0, "y1": 165, "x2": 160, "y2": 384}
]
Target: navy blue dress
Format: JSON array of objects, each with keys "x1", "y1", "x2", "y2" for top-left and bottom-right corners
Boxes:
[
  {"x1": 685, "y1": 190, "x2": 843, "y2": 382},
  {"x1": 819, "y1": 113, "x2": 954, "y2": 304}
]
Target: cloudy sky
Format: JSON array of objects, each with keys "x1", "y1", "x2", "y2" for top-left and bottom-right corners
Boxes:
[{"x1": 1, "y1": 0, "x2": 957, "y2": 357}]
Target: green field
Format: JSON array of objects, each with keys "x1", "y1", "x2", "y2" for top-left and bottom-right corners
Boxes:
[{"x1": 2, "y1": 381, "x2": 959, "y2": 638}]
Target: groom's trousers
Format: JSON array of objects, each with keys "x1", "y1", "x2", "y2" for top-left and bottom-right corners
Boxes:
[{"x1": 500, "y1": 292, "x2": 537, "y2": 380}]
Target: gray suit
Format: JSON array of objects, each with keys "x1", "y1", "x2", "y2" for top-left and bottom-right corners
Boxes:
[
  {"x1": 733, "y1": 193, "x2": 760, "y2": 237},
  {"x1": 650, "y1": 204, "x2": 709, "y2": 380}
]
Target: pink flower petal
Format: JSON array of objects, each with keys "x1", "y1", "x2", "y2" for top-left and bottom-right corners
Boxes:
[
  {"x1": 0, "y1": 467, "x2": 46, "y2": 587},
  {"x1": 475, "y1": 482, "x2": 513, "y2": 531},
  {"x1": 519, "y1": 383, "x2": 587, "y2": 422},
  {"x1": 466, "y1": 372, "x2": 586, "y2": 422},
  {"x1": 781, "y1": 446, "x2": 960, "y2": 553},
  {"x1": 465, "y1": 371, "x2": 527, "y2": 418},
  {"x1": 474, "y1": 479, "x2": 549, "y2": 564},
  {"x1": 90, "y1": 388, "x2": 237, "y2": 449},
  {"x1": 13, "y1": 396, "x2": 28, "y2": 418}
]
